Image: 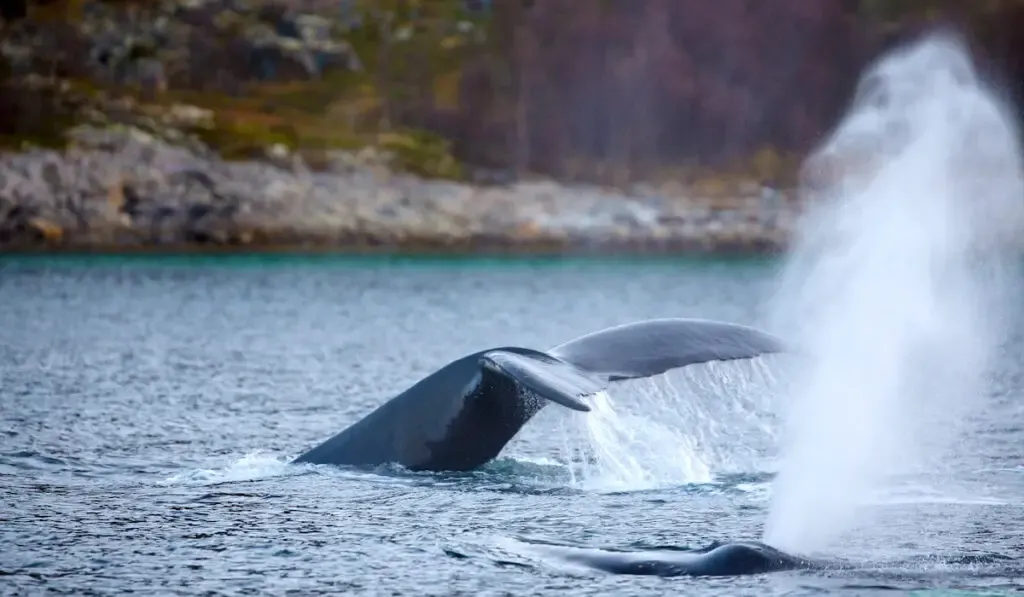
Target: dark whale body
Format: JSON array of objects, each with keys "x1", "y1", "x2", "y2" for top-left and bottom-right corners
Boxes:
[
  {"x1": 292, "y1": 318, "x2": 785, "y2": 472},
  {"x1": 535, "y1": 540, "x2": 822, "y2": 577}
]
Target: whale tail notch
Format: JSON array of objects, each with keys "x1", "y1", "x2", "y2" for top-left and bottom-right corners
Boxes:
[{"x1": 479, "y1": 349, "x2": 602, "y2": 412}]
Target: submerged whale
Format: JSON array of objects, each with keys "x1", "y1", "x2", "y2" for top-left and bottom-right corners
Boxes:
[
  {"x1": 528, "y1": 540, "x2": 822, "y2": 577},
  {"x1": 292, "y1": 318, "x2": 785, "y2": 472}
]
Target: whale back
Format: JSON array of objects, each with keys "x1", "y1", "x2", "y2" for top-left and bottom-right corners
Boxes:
[
  {"x1": 524, "y1": 540, "x2": 820, "y2": 577},
  {"x1": 293, "y1": 352, "x2": 491, "y2": 469},
  {"x1": 549, "y1": 318, "x2": 786, "y2": 382},
  {"x1": 292, "y1": 347, "x2": 586, "y2": 471}
]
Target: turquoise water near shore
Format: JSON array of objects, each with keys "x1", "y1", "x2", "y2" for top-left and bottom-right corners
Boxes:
[{"x1": 1, "y1": 255, "x2": 1022, "y2": 595}]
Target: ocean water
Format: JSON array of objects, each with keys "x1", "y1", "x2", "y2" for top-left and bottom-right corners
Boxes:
[{"x1": 1, "y1": 255, "x2": 1023, "y2": 596}]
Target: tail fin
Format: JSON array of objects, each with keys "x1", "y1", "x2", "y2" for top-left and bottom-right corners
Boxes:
[
  {"x1": 479, "y1": 350, "x2": 601, "y2": 412},
  {"x1": 549, "y1": 318, "x2": 786, "y2": 382}
]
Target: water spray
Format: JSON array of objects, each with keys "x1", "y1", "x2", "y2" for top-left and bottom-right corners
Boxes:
[
  {"x1": 557, "y1": 360, "x2": 782, "y2": 492},
  {"x1": 762, "y1": 30, "x2": 1024, "y2": 554}
]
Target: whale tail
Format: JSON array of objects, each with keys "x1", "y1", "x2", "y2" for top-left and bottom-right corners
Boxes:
[
  {"x1": 291, "y1": 317, "x2": 787, "y2": 472},
  {"x1": 549, "y1": 318, "x2": 786, "y2": 383}
]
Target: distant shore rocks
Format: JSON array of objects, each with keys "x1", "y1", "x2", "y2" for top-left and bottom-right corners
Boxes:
[
  {"x1": 0, "y1": 125, "x2": 800, "y2": 254},
  {"x1": 1, "y1": 0, "x2": 367, "y2": 91}
]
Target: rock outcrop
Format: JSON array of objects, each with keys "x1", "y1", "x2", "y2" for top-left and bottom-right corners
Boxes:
[{"x1": 0, "y1": 124, "x2": 799, "y2": 253}]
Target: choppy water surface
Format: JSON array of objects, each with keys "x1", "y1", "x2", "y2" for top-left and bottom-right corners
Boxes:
[{"x1": 2, "y1": 255, "x2": 1023, "y2": 596}]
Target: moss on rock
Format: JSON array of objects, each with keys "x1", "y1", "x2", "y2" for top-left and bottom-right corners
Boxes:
[{"x1": 377, "y1": 130, "x2": 465, "y2": 180}]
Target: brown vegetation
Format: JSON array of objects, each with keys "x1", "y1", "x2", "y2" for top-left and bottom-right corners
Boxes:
[
  {"x1": 2, "y1": 0, "x2": 1024, "y2": 187},
  {"x1": 431, "y1": 0, "x2": 1024, "y2": 187}
]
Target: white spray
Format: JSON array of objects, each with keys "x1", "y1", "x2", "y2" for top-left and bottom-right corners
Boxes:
[
  {"x1": 762, "y1": 30, "x2": 1024, "y2": 554},
  {"x1": 555, "y1": 360, "x2": 783, "y2": 492}
]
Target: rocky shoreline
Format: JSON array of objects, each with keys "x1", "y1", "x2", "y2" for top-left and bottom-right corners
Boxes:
[
  {"x1": 0, "y1": 125, "x2": 801, "y2": 256},
  {"x1": 0, "y1": 0, "x2": 811, "y2": 256}
]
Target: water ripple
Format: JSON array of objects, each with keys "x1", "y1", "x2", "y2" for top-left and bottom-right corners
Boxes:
[{"x1": 2, "y1": 258, "x2": 1022, "y2": 595}]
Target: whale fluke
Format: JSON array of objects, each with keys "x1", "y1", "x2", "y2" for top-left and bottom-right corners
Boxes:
[
  {"x1": 292, "y1": 317, "x2": 786, "y2": 472},
  {"x1": 550, "y1": 318, "x2": 786, "y2": 382},
  {"x1": 480, "y1": 349, "x2": 601, "y2": 412}
]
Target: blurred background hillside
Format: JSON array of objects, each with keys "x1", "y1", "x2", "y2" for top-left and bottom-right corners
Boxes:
[
  {"x1": 5, "y1": 0, "x2": 1023, "y2": 185},
  {"x1": 1, "y1": 0, "x2": 1022, "y2": 252}
]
